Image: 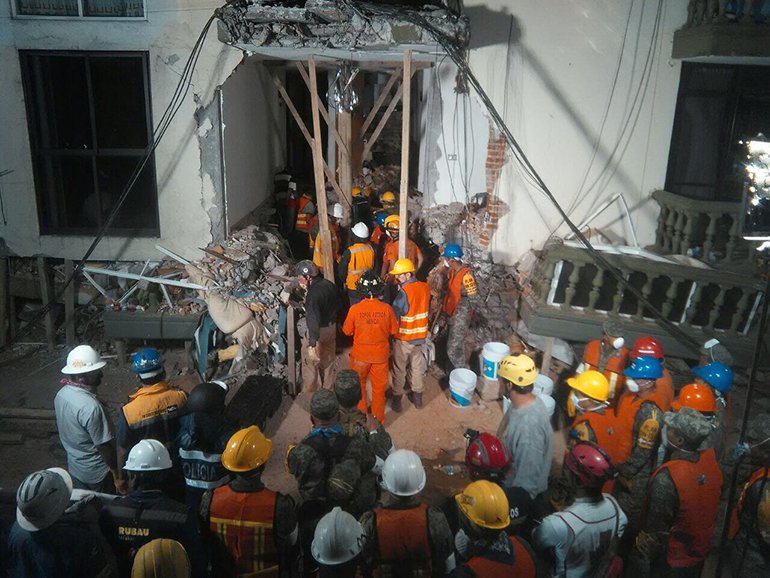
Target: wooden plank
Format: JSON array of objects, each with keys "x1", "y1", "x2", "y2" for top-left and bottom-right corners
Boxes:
[
  {"x1": 287, "y1": 305, "x2": 296, "y2": 396},
  {"x1": 0, "y1": 407, "x2": 56, "y2": 420},
  {"x1": 278, "y1": 59, "x2": 433, "y2": 72},
  {"x1": 295, "y1": 61, "x2": 350, "y2": 162},
  {"x1": 398, "y1": 50, "x2": 412, "y2": 259},
  {"x1": 0, "y1": 259, "x2": 7, "y2": 348},
  {"x1": 308, "y1": 56, "x2": 335, "y2": 282},
  {"x1": 37, "y1": 256, "x2": 56, "y2": 351},
  {"x1": 338, "y1": 110, "x2": 353, "y2": 221},
  {"x1": 362, "y1": 83, "x2": 403, "y2": 162},
  {"x1": 64, "y1": 260, "x2": 75, "y2": 346},
  {"x1": 360, "y1": 71, "x2": 400, "y2": 137}
]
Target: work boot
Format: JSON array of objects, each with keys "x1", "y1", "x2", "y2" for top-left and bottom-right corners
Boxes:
[
  {"x1": 391, "y1": 395, "x2": 403, "y2": 413},
  {"x1": 411, "y1": 392, "x2": 423, "y2": 409}
]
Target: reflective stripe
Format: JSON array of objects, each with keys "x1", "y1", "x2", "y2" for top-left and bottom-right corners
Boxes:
[
  {"x1": 209, "y1": 517, "x2": 274, "y2": 529},
  {"x1": 179, "y1": 448, "x2": 222, "y2": 462},
  {"x1": 350, "y1": 268, "x2": 368, "y2": 274},
  {"x1": 184, "y1": 475, "x2": 230, "y2": 489},
  {"x1": 399, "y1": 326, "x2": 429, "y2": 335},
  {"x1": 400, "y1": 312, "x2": 428, "y2": 322}
]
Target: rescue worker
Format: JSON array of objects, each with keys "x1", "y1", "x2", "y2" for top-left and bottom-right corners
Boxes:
[
  {"x1": 99, "y1": 439, "x2": 206, "y2": 577},
  {"x1": 116, "y1": 348, "x2": 187, "y2": 491},
  {"x1": 294, "y1": 189, "x2": 316, "y2": 258},
  {"x1": 692, "y1": 360, "x2": 734, "y2": 457},
  {"x1": 669, "y1": 382, "x2": 722, "y2": 456},
  {"x1": 131, "y1": 539, "x2": 191, "y2": 578},
  {"x1": 464, "y1": 431, "x2": 533, "y2": 532},
  {"x1": 612, "y1": 355, "x2": 667, "y2": 551},
  {"x1": 390, "y1": 257, "x2": 431, "y2": 411},
  {"x1": 496, "y1": 354, "x2": 553, "y2": 503},
  {"x1": 338, "y1": 222, "x2": 375, "y2": 305},
  {"x1": 55, "y1": 344, "x2": 118, "y2": 493},
  {"x1": 380, "y1": 215, "x2": 424, "y2": 280},
  {"x1": 628, "y1": 408, "x2": 723, "y2": 577},
  {"x1": 533, "y1": 441, "x2": 626, "y2": 578},
  {"x1": 201, "y1": 426, "x2": 298, "y2": 577},
  {"x1": 450, "y1": 480, "x2": 537, "y2": 577},
  {"x1": 287, "y1": 390, "x2": 376, "y2": 573},
  {"x1": 577, "y1": 321, "x2": 628, "y2": 405},
  {"x1": 296, "y1": 259, "x2": 338, "y2": 393},
  {"x1": 310, "y1": 202, "x2": 344, "y2": 270},
  {"x1": 380, "y1": 191, "x2": 397, "y2": 214},
  {"x1": 566, "y1": 371, "x2": 622, "y2": 464},
  {"x1": 342, "y1": 271, "x2": 399, "y2": 424},
  {"x1": 371, "y1": 211, "x2": 388, "y2": 249},
  {"x1": 360, "y1": 450, "x2": 455, "y2": 575},
  {"x1": 351, "y1": 186, "x2": 372, "y2": 231},
  {"x1": 311, "y1": 507, "x2": 365, "y2": 578},
  {"x1": 699, "y1": 337, "x2": 734, "y2": 366},
  {"x1": 727, "y1": 412, "x2": 770, "y2": 576},
  {"x1": 628, "y1": 336, "x2": 674, "y2": 411},
  {"x1": 176, "y1": 381, "x2": 236, "y2": 511},
  {"x1": 441, "y1": 244, "x2": 479, "y2": 370},
  {"x1": 8, "y1": 467, "x2": 117, "y2": 578},
  {"x1": 333, "y1": 369, "x2": 394, "y2": 474}
]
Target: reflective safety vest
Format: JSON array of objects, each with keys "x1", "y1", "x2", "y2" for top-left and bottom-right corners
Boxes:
[
  {"x1": 570, "y1": 411, "x2": 623, "y2": 465},
  {"x1": 396, "y1": 281, "x2": 430, "y2": 341},
  {"x1": 122, "y1": 382, "x2": 187, "y2": 446},
  {"x1": 209, "y1": 484, "x2": 279, "y2": 576},
  {"x1": 655, "y1": 369, "x2": 674, "y2": 412},
  {"x1": 295, "y1": 195, "x2": 314, "y2": 232},
  {"x1": 312, "y1": 225, "x2": 341, "y2": 269},
  {"x1": 729, "y1": 466, "x2": 770, "y2": 540},
  {"x1": 373, "y1": 503, "x2": 431, "y2": 576},
  {"x1": 179, "y1": 448, "x2": 229, "y2": 490},
  {"x1": 443, "y1": 266, "x2": 474, "y2": 317},
  {"x1": 371, "y1": 225, "x2": 385, "y2": 246},
  {"x1": 346, "y1": 243, "x2": 375, "y2": 290},
  {"x1": 465, "y1": 536, "x2": 536, "y2": 578},
  {"x1": 613, "y1": 390, "x2": 666, "y2": 464},
  {"x1": 383, "y1": 239, "x2": 421, "y2": 271},
  {"x1": 582, "y1": 340, "x2": 628, "y2": 401},
  {"x1": 648, "y1": 448, "x2": 723, "y2": 568}
]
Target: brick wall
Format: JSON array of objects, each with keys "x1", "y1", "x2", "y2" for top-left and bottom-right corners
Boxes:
[{"x1": 480, "y1": 123, "x2": 509, "y2": 248}]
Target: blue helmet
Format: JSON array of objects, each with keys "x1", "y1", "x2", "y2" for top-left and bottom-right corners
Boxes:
[
  {"x1": 623, "y1": 355, "x2": 663, "y2": 380},
  {"x1": 131, "y1": 348, "x2": 164, "y2": 377},
  {"x1": 693, "y1": 362, "x2": 734, "y2": 394},
  {"x1": 443, "y1": 244, "x2": 463, "y2": 259},
  {"x1": 375, "y1": 211, "x2": 388, "y2": 227}
]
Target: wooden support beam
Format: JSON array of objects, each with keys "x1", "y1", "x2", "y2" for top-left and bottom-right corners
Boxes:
[
  {"x1": 360, "y1": 71, "x2": 400, "y2": 138},
  {"x1": 37, "y1": 256, "x2": 56, "y2": 351},
  {"x1": 362, "y1": 83, "x2": 403, "y2": 162},
  {"x1": 287, "y1": 305, "x2": 296, "y2": 396},
  {"x1": 64, "y1": 259, "x2": 75, "y2": 346},
  {"x1": 398, "y1": 50, "x2": 412, "y2": 260},
  {"x1": 0, "y1": 259, "x2": 7, "y2": 348},
  {"x1": 308, "y1": 56, "x2": 335, "y2": 282},
  {"x1": 338, "y1": 110, "x2": 353, "y2": 222},
  {"x1": 295, "y1": 61, "x2": 350, "y2": 162}
]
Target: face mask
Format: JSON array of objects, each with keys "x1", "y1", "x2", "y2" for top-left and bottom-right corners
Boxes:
[
  {"x1": 613, "y1": 337, "x2": 625, "y2": 350},
  {"x1": 569, "y1": 391, "x2": 584, "y2": 414},
  {"x1": 626, "y1": 378, "x2": 639, "y2": 393}
]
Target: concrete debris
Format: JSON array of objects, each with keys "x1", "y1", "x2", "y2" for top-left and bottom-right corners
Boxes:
[{"x1": 217, "y1": 1, "x2": 470, "y2": 50}]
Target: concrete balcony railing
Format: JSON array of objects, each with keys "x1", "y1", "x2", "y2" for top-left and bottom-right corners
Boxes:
[
  {"x1": 521, "y1": 239, "x2": 764, "y2": 365},
  {"x1": 650, "y1": 189, "x2": 753, "y2": 267}
]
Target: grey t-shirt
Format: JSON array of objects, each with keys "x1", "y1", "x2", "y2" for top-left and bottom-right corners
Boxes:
[
  {"x1": 54, "y1": 385, "x2": 113, "y2": 484},
  {"x1": 496, "y1": 395, "x2": 553, "y2": 498}
]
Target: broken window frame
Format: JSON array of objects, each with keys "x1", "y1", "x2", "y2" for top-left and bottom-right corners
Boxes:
[
  {"x1": 12, "y1": 0, "x2": 146, "y2": 19},
  {"x1": 20, "y1": 50, "x2": 160, "y2": 237}
]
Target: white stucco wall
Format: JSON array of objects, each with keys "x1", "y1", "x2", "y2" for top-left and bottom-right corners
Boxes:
[
  {"x1": 0, "y1": 1, "x2": 244, "y2": 260},
  {"x1": 420, "y1": 0, "x2": 688, "y2": 264}
]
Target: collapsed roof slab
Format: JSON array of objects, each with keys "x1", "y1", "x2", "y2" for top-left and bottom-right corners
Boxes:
[{"x1": 216, "y1": 0, "x2": 469, "y2": 56}]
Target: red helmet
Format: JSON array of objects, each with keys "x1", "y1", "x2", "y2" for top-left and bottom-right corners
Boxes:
[
  {"x1": 465, "y1": 433, "x2": 512, "y2": 481},
  {"x1": 564, "y1": 441, "x2": 615, "y2": 488},
  {"x1": 630, "y1": 336, "x2": 664, "y2": 360}
]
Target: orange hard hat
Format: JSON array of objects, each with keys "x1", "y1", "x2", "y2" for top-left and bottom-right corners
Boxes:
[{"x1": 671, "y1": 383, "x2": 718, "y2": 413}]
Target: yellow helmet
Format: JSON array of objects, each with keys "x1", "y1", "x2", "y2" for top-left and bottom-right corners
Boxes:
[
  {"x1": 497, "y1": 353, "x2": 537, "y2": 387},
  {"x1": 389, "y1": 258, "x2": 416, "y2": 276},
  {"x1": 131, "y1": 539, "x2": 191, "y2": 578},
  {"x1": 352, "y1": 186, "x2": 362, "y2": 197},
  {"x1": 455, "y1": 480, "x2": 510, "y2": 530},
  {"x1": 221, "y1": 426, "x2": 273, "y2": 472},
  {"x1": 566, "y1": 370, "x2": 610, "y2": 402},
  {"x1": 381, "y1": 191, "x2": 396, "y2": 204},
  {"x1": 384, "y1": 214, "x2": 400, "y2": 230}
]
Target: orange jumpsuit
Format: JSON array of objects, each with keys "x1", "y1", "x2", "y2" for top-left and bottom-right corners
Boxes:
[{"x1": 342, "y1": 297, "x2": 398, "y2": 423}]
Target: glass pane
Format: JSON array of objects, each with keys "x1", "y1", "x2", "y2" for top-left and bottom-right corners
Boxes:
[
  {"x1": 90, "y1": 56, "x2": 149, "y2": 148},
  {"x1": 38, "y1": 55, "x2": 92, "y2": 150},
  {"x1": 41, "y1": 156, "x2": 98, "y2": 230},
  {"x1": 96, "y1": 156, "x2": 158, "y2": 232},
  {"x1": 83, "y1": 0, "x2": 143, "y2": 17},
  {"x1": 17, "y1": 0, "x2": 78, "y2": 16}
]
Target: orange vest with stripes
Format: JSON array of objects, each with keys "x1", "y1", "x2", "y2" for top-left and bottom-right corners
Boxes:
[
  {"x1": 295, "y1": 195, "x2": 313, "y2": 232},
  {"x1": 209, "y1": 485, "x2": 278, "y2": 576},
  {"x1": 396, "y1": 281, "x2": 430, "y2": 341},
  {"x1": 346, "y1": 243, "x2": 375, "y2": 290}
]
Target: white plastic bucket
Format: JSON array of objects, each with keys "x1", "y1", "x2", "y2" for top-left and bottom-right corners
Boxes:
[
  {"x1": 481, "y1": 342, "x2": 511, "y2": 380},
  {"x1": 449, "y1": 368, "x2": 477, "y2": 407}
]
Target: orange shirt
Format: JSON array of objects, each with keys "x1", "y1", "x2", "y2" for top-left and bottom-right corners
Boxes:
[
  {"x1": 342, "y1": 298, "x2": 398, "y2": 364},
  {"x1": 383, "y1": 238, "x2": 422, "y2": 269}
]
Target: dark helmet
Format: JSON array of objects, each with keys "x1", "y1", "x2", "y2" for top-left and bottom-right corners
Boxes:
[
  {"x1": 295, "y1": 260, "x2": 319, "y2": 278},
  {"x1": 186, "y1": 382, "x2": 227, "y2": 414},
  {"x1": 356, "y1": 270, "x2": 382, "y2": 296}
]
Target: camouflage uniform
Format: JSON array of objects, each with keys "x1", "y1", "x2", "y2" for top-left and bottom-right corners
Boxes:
[{"x1": 447, "y1": 300, "x2": 474, "y2": 370}]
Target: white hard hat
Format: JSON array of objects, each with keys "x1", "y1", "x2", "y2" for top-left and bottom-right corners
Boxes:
[
  {"x1": 351, "y1": 222, "x2": 369, "y2": 239},
  {"x1": 311, "y1": 506, "x2": 364, "y2": 565},
  {"x1": 381, "y1": 449, "x2": 426, "y2": 497},
  {"x1": 331, "y1": 203, "x2": 344, "y2": 219},
  {"x1": 61, "y1": 344, "x2": 107, "y2": 375},
  {"x1": 124, "y1": 439, "x2": 173, "y2": 472},
  {"x1": 16, "y1": 467, "x2": 73, "y2": 531}
]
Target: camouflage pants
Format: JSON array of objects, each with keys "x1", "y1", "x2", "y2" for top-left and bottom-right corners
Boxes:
[{"x1": 447, "y1": 302, "x2": 471, "y2": 370}]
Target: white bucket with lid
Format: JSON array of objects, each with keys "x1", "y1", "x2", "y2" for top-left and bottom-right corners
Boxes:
[
  {"x1": 481, "y1": 342, "x2": 511, "y2": 380},
  {"x1": 449, "y1": 368, "x2": 477, "y2": 407}
]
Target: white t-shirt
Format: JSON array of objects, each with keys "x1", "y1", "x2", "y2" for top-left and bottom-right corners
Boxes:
[{"x1": 533, "y1": 494, "x2": 627, "y2": 578}]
